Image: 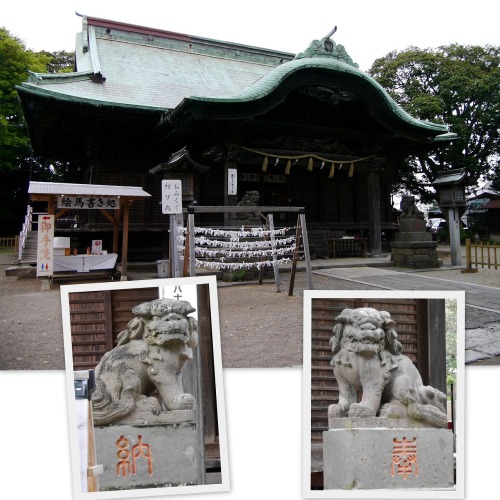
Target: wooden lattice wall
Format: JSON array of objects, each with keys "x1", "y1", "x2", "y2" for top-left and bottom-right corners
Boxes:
[{"x1": 69, "y1": 287, "x2": 159, "y2": 371}]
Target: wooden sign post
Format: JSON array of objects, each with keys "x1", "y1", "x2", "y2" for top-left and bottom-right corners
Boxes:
[{"x1": 161, "y1": 180, "x2": 183, "y2": 278}]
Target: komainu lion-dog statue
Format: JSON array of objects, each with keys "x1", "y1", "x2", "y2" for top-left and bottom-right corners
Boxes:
[
  {"x1": 399, "y1": 194, "x2": 424, "y2": 219},
  {"x1": 328, "y1": 307, "x2": 448, "y2": 428},
  {"x1": 91, "y1": 298, "x2": 198, "y2": 426}
]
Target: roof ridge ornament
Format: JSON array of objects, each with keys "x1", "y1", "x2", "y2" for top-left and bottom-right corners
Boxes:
[{"x1": 295, "y1": 26, "x2": 358, "y2": 68}]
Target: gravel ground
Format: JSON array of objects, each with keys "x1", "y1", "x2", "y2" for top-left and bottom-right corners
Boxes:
[{"x1": 2, "y1": 248, "x2": 500, "y2": 370}]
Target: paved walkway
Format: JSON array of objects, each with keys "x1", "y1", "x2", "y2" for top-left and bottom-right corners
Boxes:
[
  {"x1": 311, "y1": 265, "x2": 500, "y2": 364},
  {"x1": 314, "y1": 266, "x2": 500, "y2": 312}
]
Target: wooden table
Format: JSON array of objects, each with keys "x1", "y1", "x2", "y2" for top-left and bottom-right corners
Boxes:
[
  {"x1": 326, "y1": 238, "x2": 367, "y2": 259},
  {"x1": 53, "y1": 253, "x2": 118, "y2": 273}
]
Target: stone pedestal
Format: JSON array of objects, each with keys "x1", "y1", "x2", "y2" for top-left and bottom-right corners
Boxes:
[
  {"x1": 323, "y1": 418, "x2": 454, "y2": 490},
  {"x1": 391, "y1": 218, "x2": 440, "y2": 268},
  {"x1": 94, "y1": 417, "x2": 199, "y2": 491}
]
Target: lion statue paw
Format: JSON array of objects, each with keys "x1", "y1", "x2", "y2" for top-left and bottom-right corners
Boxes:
[
  {"x1": 347, "y1": 403, "x2": 377, "y2": 418},
  {"x1": 171, "y1": 393, "x2": 195, "y2": 411},
  {"x1": 328, "y1": 403, "x2": 348, "y2": 418},
  {"x1": 136, "y1": 395, "x2": 163, "y2": 416}
]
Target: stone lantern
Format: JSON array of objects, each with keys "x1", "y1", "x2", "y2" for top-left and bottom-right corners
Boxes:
[
  {"x1": 150, "y1": 146, "x2": 210, "y2": 206},
  {"x1": 431, "y1": 168, "x2": 468, "y2": 266}
]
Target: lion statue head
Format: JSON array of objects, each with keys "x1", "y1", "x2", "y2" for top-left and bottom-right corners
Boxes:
[
  {"x1": 116, "y1": 299, "x2": 198, "y2": 353},
  {"x1": 330, "y1": 307, "x2": 402, "y2": 358}
]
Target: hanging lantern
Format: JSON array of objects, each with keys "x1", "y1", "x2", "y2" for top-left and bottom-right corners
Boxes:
[
  {"x1": 349, "y1": 162, "x2": 354, "y2": 177},
  {"x1": 285, "y1": 159, "x2": 292, "y2": 175},
  {"x1": 308, "y1": 157, "x2": 314, "y2": 172},
  {"x1": 262, "y1": 156, "x2": 268, "y2": 172},
  {"x1": 329, "y1": 163, "x2": 335, "y2": 178}
]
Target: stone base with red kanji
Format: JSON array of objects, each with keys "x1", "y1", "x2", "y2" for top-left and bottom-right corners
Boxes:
[
  {"x1": 94, "y1": 421, "x2": 200, "y2": 491},
  {"x1": 323, "y1": 418, "x2": 454, "y2": 490}
]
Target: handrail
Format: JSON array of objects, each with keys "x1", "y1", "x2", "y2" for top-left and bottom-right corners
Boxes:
[{"x1": 18, "y1": 205, "x2": 35, "y2": 261}]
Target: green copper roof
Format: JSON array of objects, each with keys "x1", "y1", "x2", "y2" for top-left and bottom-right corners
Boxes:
[
  {"x1": 173, "y1": 36, "x2": 451, "y2": 137},
  {"x1": 17, "y1": 16, "x2": 456, "y2": 149}
]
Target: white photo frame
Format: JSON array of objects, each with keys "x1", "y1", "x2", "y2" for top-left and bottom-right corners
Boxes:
[
  {"x1": 302, "y1": 290, "x2": 465, "y2": 499},
  {"x1": 60, "y1": 275, "x2": 229, "y2": 499}
]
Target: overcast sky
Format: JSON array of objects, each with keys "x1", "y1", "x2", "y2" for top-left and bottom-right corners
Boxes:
[{"x1": 1, "y1": 0, "x2": 499, "y2": 71}]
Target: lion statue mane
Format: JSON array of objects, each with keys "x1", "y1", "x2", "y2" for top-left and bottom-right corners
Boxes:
[
  {"x1": 328, "y1": 307, "x2": 448, "y2": 428},
  {"x1": 91, "y1": 298, "x2": 198, "y2": 426}
]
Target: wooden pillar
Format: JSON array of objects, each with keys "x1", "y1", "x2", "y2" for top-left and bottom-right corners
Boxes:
[
  {"x1": 367, "y1": 165, "x2": 383, "y2": 257},
  {"x1": 112, "y1": 207, "x2": 120, "y2": 254},
  {"x1": 427, "y1": 299, "x2": 447, "y2": 394},
  {"x1": 120, "y1": 200, "x2": 130, "y2": 280},
  {"x1": 224, "y1": 160, "x2": 238, "y2": 227},
  {"x1": 47, "y1": 196, "x2": 56, "y2": 215},
  {"x1": 188, "y1": 210, "x2": 196, "y2": 277}
]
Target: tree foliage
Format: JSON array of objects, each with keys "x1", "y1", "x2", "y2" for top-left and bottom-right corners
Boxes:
[
  {"x1": 0, "y1": 28, "x2": 48, "y2": 168},
  {"x1": 369, "y1": 44, "x2": 500, "y2": 203},
  {"x1": 38, "y1": 50, "x2": 75, "y2": 74},
  {"x1": 0, "y1": 28, "x2": 75, "y2": 235}
]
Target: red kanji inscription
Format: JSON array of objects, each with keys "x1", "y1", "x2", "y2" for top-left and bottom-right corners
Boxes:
[
  {"x1": 116, "y1": 435, "x2": 154, "y2": 478},
  {"x1": 391, "y1": 437, "x2": 418, "y2": 480}
]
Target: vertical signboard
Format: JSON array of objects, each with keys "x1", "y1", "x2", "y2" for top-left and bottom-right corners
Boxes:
[
  {"x1": 161, "y1": 180, "x2": 183, "y2": 277},
  {"x1": 227, "y1": 168, "x2": 237, "y2": 196},
  {"x1": 161, "y1": 180, "x2": 183, "y2": 214},
  {"x1": 37, "y1": 214, "x2": 54, "y2": 277}
]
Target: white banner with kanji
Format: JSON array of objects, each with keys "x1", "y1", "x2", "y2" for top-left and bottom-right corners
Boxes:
[
  {"x1": 57, "y1": 195, "x2": 119, "y2": 209},
  {"x1": 161, "y1": 180, "x2": 182, "y2": 214},
  {"x1": 228, "y1": 168, "x2": 237, "y2": 195},
  {"x1": 36, "y1": 214, "x2": 54, "y2": 277}
]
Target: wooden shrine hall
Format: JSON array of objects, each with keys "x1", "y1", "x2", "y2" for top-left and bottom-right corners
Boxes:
[{"x1": 17, "y1": 15, "x2": 457, "y2": 260}]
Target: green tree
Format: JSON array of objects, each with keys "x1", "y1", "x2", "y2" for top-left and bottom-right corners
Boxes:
[
  {"x1": 38, "y1": 50, "x2": 75, "y2": 74},
  {"x1": 0, "y1": 28, "x2": 75, "y2": 235},
  {"x1": 369, "y1": 44, "x2": 500, "y2": 203}
]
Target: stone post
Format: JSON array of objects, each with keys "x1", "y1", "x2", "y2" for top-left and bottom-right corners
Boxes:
[
  {"x1": 448, "y1": 207, "x2": 462, "y2": 266},
  {"x1": 324, "y1": 418, "x2": 454, "y2": 490}
]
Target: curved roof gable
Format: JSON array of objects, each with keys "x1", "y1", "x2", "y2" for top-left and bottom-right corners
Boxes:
[{"x1": 169, "y1": 35, "x2": 454, "y2": 141}]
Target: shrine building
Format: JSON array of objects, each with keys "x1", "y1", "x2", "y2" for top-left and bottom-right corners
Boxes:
[{"x1": 16, "y1": 15, "x2": 457, "y2": 261}]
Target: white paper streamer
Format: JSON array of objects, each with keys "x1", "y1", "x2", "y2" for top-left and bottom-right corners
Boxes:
[
  {"x1": 193, "y1": 257, "x2": 292, "y2": 270},
  {"x1": 177, "y1": 224, "x2": 298, "y2": 272}
]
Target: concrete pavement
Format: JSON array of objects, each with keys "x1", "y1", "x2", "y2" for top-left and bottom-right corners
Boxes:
[{"x1": 306, "y1": 262, "x2": 500, "y2": 364}]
